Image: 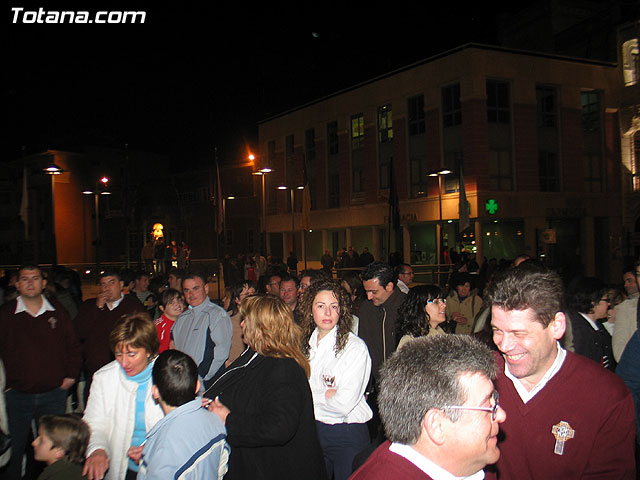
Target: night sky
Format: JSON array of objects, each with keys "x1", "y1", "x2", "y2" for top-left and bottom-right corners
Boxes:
[{"x1": 5, "y1": 3, "x2": 529, "y2": 168}]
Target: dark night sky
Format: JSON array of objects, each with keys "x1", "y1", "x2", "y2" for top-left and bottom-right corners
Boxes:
[{"x1": 4, "y1": 2, "x2": 530, "y2": 167}]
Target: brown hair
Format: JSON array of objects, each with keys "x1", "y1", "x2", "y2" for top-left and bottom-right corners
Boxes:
[
  {"x1": 109, "y1": 312, "x2": 159, "y2": 356},
  {"x1": 238, "y1": 295, "x2": 310, "y2": 377},
  {"x1": 298, "y1": 279, "x2": 353, "y2": 356},
  {"x1": 38, "y1": 414, "x2": 89, "y2": 465}
]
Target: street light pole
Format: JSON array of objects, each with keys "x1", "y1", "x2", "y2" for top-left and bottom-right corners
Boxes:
[
  {"x1": 278, "y1": 184, "x2": 304, "y2": 261},
  {"x1": 43, "y1": 163, "x2": 63, "y2": 266},
  {"x1": 83, "y1": 176, "x2": 110, "y2": 269},
  {"x1": 428, "y1": 169, "x2": 451, "y2": 286}
]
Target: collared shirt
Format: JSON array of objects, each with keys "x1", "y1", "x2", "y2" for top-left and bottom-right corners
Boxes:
[
  {"x1": 397, "y1": 279, "x2": 410, "y2": 294},
  {"x1": 106, "y1": 294, "x2": 125, "y2": 311},
  {"x1": 504, "y1": 341, "x2": 566, "y2": 403},
  {"x1": 15, "y1": 294, "x2": 55, "y2": 317},
  {"x1": 308, "y1": 326, "x2": 372, "y2": 424},
  {"x1": 389, "y1": 443, "x2": 485, "y2": 480},
  {"x1": 578, "y1": 312, "x2": 599, "y2": 331}
]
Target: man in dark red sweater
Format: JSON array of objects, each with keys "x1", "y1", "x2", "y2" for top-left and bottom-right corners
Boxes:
[
  {"x1": 486, "y1": 267, "x2": 635, "y2": 479},
  {"x1": 351, "y1": 335, "x2": 506, "y2": 479},
  {"x1": 75, "y1": 269, "x2": 145, "y2": 397},
  {"x1": 0, "y1": 265, "x2": 81, "y2": 480}
]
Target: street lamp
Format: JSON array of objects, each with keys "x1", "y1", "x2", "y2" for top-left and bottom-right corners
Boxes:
[
  {"x1": 83, "y1": 177, "x2": 110, "y2": 267},
  {"x1": 278, "y1": 184, "x2": 304, "y2": 258},
  {"x1": 252, "y1": 161, "x2": 273, "y2": 254},
  {"x1": 428, "y1": 168, "x2": 452, "y2": 285},
  {"x1": 43, "y1": 163, "x2": 63, "y2": 266}
]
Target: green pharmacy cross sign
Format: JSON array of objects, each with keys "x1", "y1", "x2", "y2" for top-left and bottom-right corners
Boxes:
[{"x1": 485, "y1": 199, "x2": 498, "y2": 215}]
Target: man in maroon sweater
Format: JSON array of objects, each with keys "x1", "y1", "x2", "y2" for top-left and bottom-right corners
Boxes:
[
  {"x1": 351, "y1": 335, "x2": 506, "y2": 479},
  {"x1": 75, "y1": 269, "x2": 145, "y2": 398},
  {"x1": 486, "y1": 267, "x2": 635, "y2": 479},
  {"x1": 0, "y1": 265, "x2": 81, "y2": 480}
]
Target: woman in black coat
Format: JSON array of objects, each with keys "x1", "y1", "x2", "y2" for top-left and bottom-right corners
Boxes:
[{"x1": 205, "y1": 294, "x2": 327, "y2": 480}]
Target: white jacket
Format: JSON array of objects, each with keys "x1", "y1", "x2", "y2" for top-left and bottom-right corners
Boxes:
[{"x1": 83, "y1": 360, "x2": 164, "y2": 480}]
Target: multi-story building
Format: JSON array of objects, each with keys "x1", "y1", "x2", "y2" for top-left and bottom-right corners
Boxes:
[{"x1": 257, "y1": 43, "x2": 622, "y2": 282}]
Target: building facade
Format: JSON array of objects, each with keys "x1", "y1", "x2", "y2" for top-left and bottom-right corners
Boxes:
[{"x1": 257, "y1": 44, "x2": 623, "y2": 282}]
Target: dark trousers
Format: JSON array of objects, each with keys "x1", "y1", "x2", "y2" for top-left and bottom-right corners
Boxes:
[
  {"x1": 316, "y1": 421, "x2": 369, "y2": 480},
  {"x1": 1, "y1": 388, "x2": 67, "y2": 480}
]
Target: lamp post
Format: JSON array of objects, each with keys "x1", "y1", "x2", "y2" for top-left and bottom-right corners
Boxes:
[
  {"x1": 251, "y1": 158, "x2": 273, "y2": 254},
  {"x1": 278, "y1": 184, "x2": 304, "y2": 258},
  {"x1": 43, "y1": 163, "x2": 63, "y2": 266},
  {"x1": 428, "y1": 169, "x2": 451, "y2": 285},
  {"x1": 83, "y1": 176, "x2": 110, "y2": 268}
]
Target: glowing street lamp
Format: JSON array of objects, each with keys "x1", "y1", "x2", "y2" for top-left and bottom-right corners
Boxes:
[{"x1": 43, "y1": 163, "x2": 64, "y2": 265}]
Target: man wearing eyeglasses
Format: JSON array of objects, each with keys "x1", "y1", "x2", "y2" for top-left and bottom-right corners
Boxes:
[
  {"x1": 352, "y1": 335, "x2": 505, "y2": 479},
  {"x1": 486, "y1": 267, "x2": 635, "y2": 479}
]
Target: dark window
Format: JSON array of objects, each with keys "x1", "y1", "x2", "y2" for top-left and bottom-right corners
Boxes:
[
  {"x1": 285, "y1": 135, "x2": 294, "y2": 211},
  {"x1": 539, "y1": 151, "x2": 559, "y2": 192},
  {"x1": 489, "y1": 150, "x2": 512, "y2": 190},
  {"x1": 536, "y1": 86, "x2": 557, "y2": 128},
  {"x1": 267, "y1": 140, "x2": 277, "y2": 215},
  {"x1": 442, "y1": 84, "x2": 461, "y2": 128},
  {"x1": 408, "y1": 95, "x2": 425, "y2": 135},
  {"x1": 327, "y1": 121, "x2": 338, "y2": 155},
  {"x1": 487, "y1": 80, "x2": 510, "y2": 124},
  {"x1": 581, "y1": 91, "x2": 601, "y2": 132},
  {"x1": 305, "y1": 128, "x2": 316, "y2": 210},
  {"x1": 378, "y1": 105, "x2": 393, "y2": 143}
]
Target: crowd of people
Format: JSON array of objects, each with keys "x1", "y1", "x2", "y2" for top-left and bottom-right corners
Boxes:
[{"x1": 0, "y1": 250, "x2": 638, "y2": 479}]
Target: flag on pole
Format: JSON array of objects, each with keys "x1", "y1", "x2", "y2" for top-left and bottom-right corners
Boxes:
[{"x1": 458, "y1": 157, "x2": 469, "y2": 232}]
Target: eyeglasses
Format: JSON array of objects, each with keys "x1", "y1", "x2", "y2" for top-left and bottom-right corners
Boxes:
[
  {"x1": 427, "y1": 298, "x2": 446, "y2": 305},
  {"x1": 444, "y1": 391, "x2": 500, "y2": 421},
  {"x1": 600, "y1": 297, "x2": 610, "y2": 303}
]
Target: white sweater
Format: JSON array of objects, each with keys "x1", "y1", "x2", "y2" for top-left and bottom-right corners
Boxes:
[{"x1": 83, "y1": 360, "x2": 164, "y2": 480}]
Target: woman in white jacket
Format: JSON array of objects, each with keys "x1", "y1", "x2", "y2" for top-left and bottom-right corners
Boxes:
[
  {"x1": 299, "y1": 279, "x2": 372, "y2": 480},
  {"x1": 83, "y1": 313, "x2": 164, "y2": 480}
]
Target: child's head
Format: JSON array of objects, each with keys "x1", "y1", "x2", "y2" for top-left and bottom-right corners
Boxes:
[
  {"x1": 159, "y1": 288, "x2": 185, "y2": 319},
  {"x1": 152, "y1": 349, "x2": 198, "y2": 408},
  {"x1": 33, "y1": 414, "x2": 89, "y2": 466}
]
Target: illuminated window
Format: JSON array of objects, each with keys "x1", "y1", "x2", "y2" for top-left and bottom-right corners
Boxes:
[
  {"x1": 351, "y1": 114, "x2": 364, "y2": 150},
  {"x1": 622, "y1": 39, "x2": 639, "y2": 86}
]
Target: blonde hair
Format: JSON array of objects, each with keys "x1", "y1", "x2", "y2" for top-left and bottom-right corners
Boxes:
[{"x1": 238, "y1": 295, "x2": 310, "y2": 377}]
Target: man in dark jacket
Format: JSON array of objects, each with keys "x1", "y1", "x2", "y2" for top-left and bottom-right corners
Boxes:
[{"x1": 359, "y1": 262, "x2": 407, "y2": 382}]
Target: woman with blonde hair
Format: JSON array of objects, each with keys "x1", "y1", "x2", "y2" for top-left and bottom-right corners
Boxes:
[{"x1": 206, "y1": 294, "x2": 326, "y2": 480}]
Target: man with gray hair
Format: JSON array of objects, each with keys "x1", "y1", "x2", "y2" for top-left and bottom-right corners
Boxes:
[{"x1": 351, "y1": 335, "x2": 505, "y2": 479}]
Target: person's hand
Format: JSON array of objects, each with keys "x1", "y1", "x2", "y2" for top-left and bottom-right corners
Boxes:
[
  {"x1": 325, "y1": 388, "x2": 337, "y2": 400},
  {"x1": 202, "y1": 397, "x2": 213, "y2": 408},
  {"x1": 208, "y1": 396, "x2": 230, "y2": 424},
  {"x1": 96, "y1": 293, "x2": 107, "y2": 309},
  {"x1": 60, "y1": 377, "x2": 75, "y2": 390},
  {"x1": 127, "y1": 445, "x2": 144, "y2": 464},
  {"x1": 83, "y1": 449, "x2": 109, "y2": 480},
  {"x1": 456, "y1": 316, "x2": 468, "y2": 325}
]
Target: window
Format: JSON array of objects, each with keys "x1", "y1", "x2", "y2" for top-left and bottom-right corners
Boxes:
[
  {"x1": 408, "y1": 95, "x2": 425, "y2": 135},
  {"x1": 584, "y1": 154, "x2": 602, "y2": 193},
  {"x1": 536, "y1": 86, "x2": 557, "y2": 128},
  {"x1": 351, "y1": 114, "x2": 365, "y2": 193},
  {"x1": 410, "y1": 156, "x2": 427, "y2": 197},
  {"x1": 486, "y1": 80, "x2": 510, "y2": 124},
  {"x1": 305, "y1": 128, "x2": 317, "y2": 210},
  {"x1": 442, "y1": 84, "x2": 461, "y2": 128},
  {"x1": 539, "y1": 151, "x2": 559, "y2": 192},
  {"x1": 622, "y1": 39, "x2": 639, "y2": 86},
  {"x1": 634, "y1": 132, "x2": 640, "y2": 192},
  {"x1": 327, "y1": 121, "x2": 338, "y2": 155},
  {"x1": 285, "y1": 135, "x2": 294, "y2": 211},
  {"x1": 378, "y1": 105, "x2": 393, "y2": 143},
  {"x1": 489, "y1": 150, "x2": 512, "y2": 190},
  {"x1": 581, "y1": 91, "x2": 601, "y2": 132},
  {"x1": 351, "y1": 114, "x2": 364, "y2": 150}
]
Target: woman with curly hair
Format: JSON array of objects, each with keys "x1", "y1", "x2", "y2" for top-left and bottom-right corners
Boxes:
[
  {"x1": 298, "y1": 279, "x2": 372, "y2": 480},
  {"x1": 397, "y1": 284, "x2": 447, "y2": 349}
]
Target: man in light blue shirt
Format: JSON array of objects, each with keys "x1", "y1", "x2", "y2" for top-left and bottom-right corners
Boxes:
[{"x1": 139, "y1": 350, "x2": 229, "y2": 480}]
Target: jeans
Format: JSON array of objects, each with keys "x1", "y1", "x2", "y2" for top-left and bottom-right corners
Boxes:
[
  {"x1": 1, "y1": 388, "x2": 67, "y2": 479},
  {"x1": 316, "y1": 421, "x2": 370, "y2": 480}
]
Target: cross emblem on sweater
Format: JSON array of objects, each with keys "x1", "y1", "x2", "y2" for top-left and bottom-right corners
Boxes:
[{"x1": 551, "y1": 421, "x2": 574, "y2": 455}]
